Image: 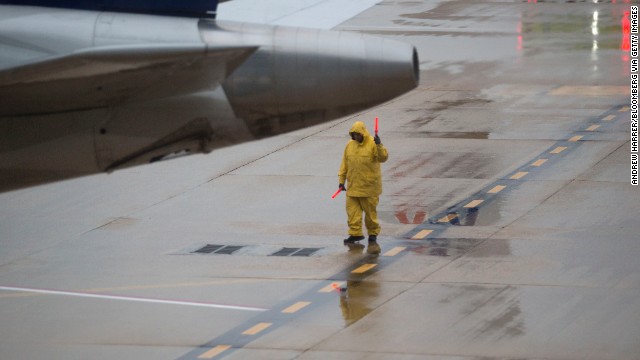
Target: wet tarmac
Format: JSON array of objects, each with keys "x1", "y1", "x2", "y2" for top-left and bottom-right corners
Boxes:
[{"x1": 1, "y1": 1, "x2": 639, "y2": 359}]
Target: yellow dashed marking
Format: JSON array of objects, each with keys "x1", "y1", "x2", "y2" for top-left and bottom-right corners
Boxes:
[
  {"x1": 550, "y1": 146, "x2": 567, "y2": 154},
  {"x1": 619, "y1": 107, "x2": 629, "y2": 112},
  {"x1": 282, "y1": 301, "x2": 311, "y2": 314},
  {"x1": 531, "y1": 159, "x2": 547, "y2": 167},
  {"x1": 383, "y1": 247, "x2": 406, "y2": 257},
  {"x1": 464, "y1": 199, "x2": 484, "y2": 208},
  {"x1": 411, "y1": 229, "x2": 433, "y2": 240},
  {"x1": 586, "y1": 125, "x2": 600, "y2": 131},
  {"x1": 319, "y1": 282, "x2": 345, "y2": 293},
  {"x1": 488, "y1": 185, "x2": 506, "y2": 194},
  {"x1": 604, "y1": 114, "x2": 616, "y2": 120},
  {"x1": 438, "y1": 214, "x2": 458, "y2": 223},
  {"x1": 242, "y1": 323, "x2": 272, "y2": 335},
  {"x1": 352, "y1": 264, "x2": 377, "y2": 274},
  {"x1": 510, "y1": 172, "x2": 528, "y2": 180},
  {"x1": 569, "y1": 135, "x2": 583, "y2": 142},
  {"x1": 198, "y1": 345, "x2": 231, "y2": 359}
]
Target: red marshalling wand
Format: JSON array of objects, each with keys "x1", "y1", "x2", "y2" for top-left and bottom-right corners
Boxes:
[
  {"x1": 374, "y1": 117, "x2": 379, "y2": 136},
  {"x1": 331, "y1": 188, "x2": 342, "y2": 199}
]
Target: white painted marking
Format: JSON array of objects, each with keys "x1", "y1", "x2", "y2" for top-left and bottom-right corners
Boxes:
[{"x1": 0, "y1": 286, "x2": 266, "y2": 312}]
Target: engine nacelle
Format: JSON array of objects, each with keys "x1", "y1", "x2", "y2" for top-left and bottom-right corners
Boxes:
[{"x1": 201, "y1": 21, "x2": 419, "y2": 137}]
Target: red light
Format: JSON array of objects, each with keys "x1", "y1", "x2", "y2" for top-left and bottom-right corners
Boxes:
[
  {"x1": 623, "y1": 11, "x2": 631, "y2": 35},
  {"x1": 622, "y1": 11, "x2": 631, "y2": 52},
  {"x1": 518, "y1": 35, "x2": 523, "y2": 51}
]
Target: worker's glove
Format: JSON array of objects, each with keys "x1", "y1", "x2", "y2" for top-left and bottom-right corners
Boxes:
[
  {"x1": 339, "y1": 183, "x2": 346, "y2": 191},
  {"x1": 374, "y1": 135, "x2": 381, "y2": 145}
]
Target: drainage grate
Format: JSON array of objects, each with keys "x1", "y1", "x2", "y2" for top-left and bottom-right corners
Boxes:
[
  {"x1": 271, "y1": 247, "x2": 322, "y2": 257},
  {"x1": 192, "y1": 244, "x2": 243, "y2": 255}
]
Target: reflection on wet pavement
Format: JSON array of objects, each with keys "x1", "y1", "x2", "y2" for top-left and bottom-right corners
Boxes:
[{"x1": 339, "y1": 280, "x2": 380, "y2": 326}]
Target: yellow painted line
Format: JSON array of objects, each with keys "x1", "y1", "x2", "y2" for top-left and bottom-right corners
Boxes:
[
  {"x1": 282, "y1": 301, "x2": 311, "y2": 314},
  {"x1": 569, "y1": 135, "x2": 583, "y2": 142},
  {"x1": 352, "y1": 264, "x2": 377, "y2": 274},
  {"x1": 411, "y1": 229, "x2": 433, "y2": 240},
  {"x1": 550, "y1": 146, "x2": 567, "y2": 154},
  {"x1": 198, "y1": 345, "x2": 231, "y2": 359},
  {"x1": 319, "y1": 282, "x2": 345, "y2": 293},
  {"x1": 464, "y1": 199, "x2": 484, "y2": 208},
  {"x1": 510, "y1": 172, "x2": 528, "y2": 180},
  {"x1": 531, "y1": 159, "x2": 547, "y2": 167},
  {"x1": 604, "y1": 114, "x2": 616, "y2": 120},
  {"x1": 383, "y1": 247, "x2": 406, "y2": 257},
  {"x1": 488, "y1": 185, "x2": 506, "y2": 194},
  {"x1": 586, "y1": 125, "x2": 600, "y2": 131},
  {"x1": 619, "y1": 107, "x2": 629, "y2": 112},
  {"x1": 438, "y1": 214, "x2": 458, "y2": 223},
  {"x1": 242, "y1": 322, "x2": 272, "y2": 335}
]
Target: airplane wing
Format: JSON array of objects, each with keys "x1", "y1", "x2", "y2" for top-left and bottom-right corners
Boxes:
[
  {"x1": 0, "y1": 1, "x2": 418, "y2": 192},
  {"x1": 0, "y1": 44, "x2": 257, "y2": 116}
]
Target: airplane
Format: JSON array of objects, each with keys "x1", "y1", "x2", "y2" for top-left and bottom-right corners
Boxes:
[{"x1": 0, "y1": 0, "x2": 419, "y2": 192}]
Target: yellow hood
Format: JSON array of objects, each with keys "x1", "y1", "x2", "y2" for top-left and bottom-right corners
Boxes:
[{"x1": 349, "y1": 121, "x2": 371, "y2": 138}]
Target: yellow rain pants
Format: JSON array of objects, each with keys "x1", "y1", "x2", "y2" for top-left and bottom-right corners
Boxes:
[{"x1": 346, "y1": 196, "x2": 380, "y2": 236}]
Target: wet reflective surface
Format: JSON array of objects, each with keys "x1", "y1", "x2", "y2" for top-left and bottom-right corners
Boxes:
[{"x1": 1, "y1": 1, "x2": 639, "y2": 359}]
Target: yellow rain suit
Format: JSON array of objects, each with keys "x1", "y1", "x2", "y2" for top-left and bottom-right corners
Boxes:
[{"x1": 338, "y1": 121, "x2": 389, "y2": 237}]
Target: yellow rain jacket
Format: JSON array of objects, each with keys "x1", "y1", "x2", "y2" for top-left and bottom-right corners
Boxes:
[{"x1": 338, "y1": 121, "x2": 389, "y2": 197}]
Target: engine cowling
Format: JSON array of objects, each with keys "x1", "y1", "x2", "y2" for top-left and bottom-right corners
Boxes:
[{"x1": 200, "y1": 21, "x2": 419, "y2": 137}]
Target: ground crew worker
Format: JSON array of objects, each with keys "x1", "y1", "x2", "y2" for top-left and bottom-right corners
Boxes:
[{"x1": 338, "y1": 121, "x2": 388, "y2": 250}]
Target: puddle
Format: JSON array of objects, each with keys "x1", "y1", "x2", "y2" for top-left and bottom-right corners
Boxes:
[{"x1": 338, "y1": 280, "x2": 380, "y2": 326}]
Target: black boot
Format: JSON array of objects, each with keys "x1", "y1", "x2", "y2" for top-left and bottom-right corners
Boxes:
[
  {"x1": 368, "y1": 235, "x2": 377, "y2": 242},
  {"x1": 344, "y1": 235, "x2": 365, "y2": 244}
]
